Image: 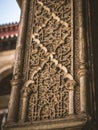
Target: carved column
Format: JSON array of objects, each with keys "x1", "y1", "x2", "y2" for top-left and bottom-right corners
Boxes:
[
  {"x1": 7, "y1": 80, "x2": 21, "y2": 122},
  {"x1": 78, "y1": 0, "x2": 88, "y2": 113},
  {"x1": 19, "y1": 87, "x2": 31, "y2": 122},
  {"x1": 66, "y1": 80, "x2": 76, "y2": 115},
  {"x1": 7, "y1": 0, "x2": 29, "y2": 122},
  {"x1": 13, "y1": 0, "x2": 29, "y2": 79}
]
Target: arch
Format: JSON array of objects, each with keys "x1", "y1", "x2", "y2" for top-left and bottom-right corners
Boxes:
[{"x1": 0, "y1": 64, "x2": 13, "y2": 82}]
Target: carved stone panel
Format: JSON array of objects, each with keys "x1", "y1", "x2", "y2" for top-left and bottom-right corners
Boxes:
[
  {"x1": 28, "y1": 61, "x2": 69, "y2": 121},
  {"x1": 4, "y1": 0, "x2": 96, "y2": 130},
  {"x1": 23, "y1": 0, "x2": 72, "y2": 80},
  {"x1": 20, "y1": 0, "x2": 77, "y2": 121}
]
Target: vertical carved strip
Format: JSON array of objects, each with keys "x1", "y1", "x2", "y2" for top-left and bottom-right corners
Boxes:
[
  {"x1": 13, "y1": 0, "x2": 29, "y2": 79},
  {"x1": 78, "y1": 0, "x2": 88, "y2": 113},
  {"x1": 7, "y1": 0, "x2": 29, "y2": 122},
  {"x1": 19, "y1": 87, "x2": 31, "y2": 122},
  {"x1": 69, "y1": 90, "x2": 74, "y2": 114},
  {"x1": 66, "y1": 80, "x2": 76, "y2": 115},
  {"x1": 71, "y1": 0, "x2": 74, "y2": 75},
  {"x1": 7, "y1": 80, "x2": 21, "y2": 122}
]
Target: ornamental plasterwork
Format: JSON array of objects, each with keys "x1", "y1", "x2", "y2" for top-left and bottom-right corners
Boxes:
[{"x1": 20, "y1": 0, "x2": 79, "y2": 121}]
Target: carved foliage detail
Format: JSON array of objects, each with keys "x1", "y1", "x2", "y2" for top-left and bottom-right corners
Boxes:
[
  {"x1": 28, "y1": 0, "x2": 71, "y2": 76},
  {"x1": 28, "y1": 61, "x2": 69, "y2": 121},
  {"x1": 26, "y1": 0, "x2": 72, "y2": 121}
]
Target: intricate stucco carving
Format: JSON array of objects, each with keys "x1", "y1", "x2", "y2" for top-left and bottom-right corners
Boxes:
[
  {"x1": 23, "y1": 0, "x2": 72, "y2": 80},
  {"x1": 18, "y1": 0, "x2": 79, "y2": 121},
  {"x1": 73, "y1": 0, "x2": 80, "y2": 115},
  {"x1": 5, "y1": 0, "x2": 96, "y2": 129},
  {"x1": 28, "y1": 61, "x2": 70, "y2": 121}
]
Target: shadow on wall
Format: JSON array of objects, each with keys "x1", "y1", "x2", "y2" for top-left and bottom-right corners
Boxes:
[
  {"x1": 90, "y1": 0, "x2": 98, "y2": 129},
  {"x1": 0, "y1": 73, "x2": 12, "y2": 130}
]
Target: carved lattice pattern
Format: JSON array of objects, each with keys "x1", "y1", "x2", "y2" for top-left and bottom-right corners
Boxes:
[
  {"x1": 23, "y1": 0, "x2": 74, "y2": 121},
  {"x1": 28, "y1": 61, "x2": 69, "y2": 121}
]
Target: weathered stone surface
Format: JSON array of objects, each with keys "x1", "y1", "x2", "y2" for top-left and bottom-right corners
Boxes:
[{"x1": 4, "y1": 0, "x2": 96, "y2": 129}]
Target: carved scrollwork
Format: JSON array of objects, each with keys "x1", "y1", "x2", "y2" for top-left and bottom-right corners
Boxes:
[
  {"x1": 39, "y1": 0, "x2": 71, "y2": 23},
  {"x1": 20, "y1": 0, "x2": 79, "y2": 122},
  {"x1": 54, "y1": 43, "x2": 71, "y2": 72},
  {"x1": 27, "y1": 0, "x2": 72, "y2": 121},
  {"x1": 28, "y1": 61, "x2": 70, "y2": 121},
  {"x1": 65, "y1": 79, "x2": 77, "y2": 91}
]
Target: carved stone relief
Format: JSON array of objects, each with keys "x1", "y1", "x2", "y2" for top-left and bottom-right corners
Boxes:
[
  {"x1": 18, "y1": 0, "x2": 80, "y2": 121},
  {"x1": 4, "y1": 0, "x2": 96, "y2": 129},
  {"x1": 28, "y1": 61, "x2": 69, "y2": 121}
]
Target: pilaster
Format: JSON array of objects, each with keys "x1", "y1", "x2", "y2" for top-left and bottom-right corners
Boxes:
[
  {"x1": 19, "y1": 86, "x2": 31, "y2": 122},
  {"x1": 65, "y1": 80, "x2": 76, "y2": 115},
  {"x1": 7, "y1": 0, "x2": 29, "y2": 123},
  {"x1": 78, "y1": 0, "x2": 88, "y2": 114},
  {"x1": 7, "y1": 80, "x2": 22, "y2": 122}
]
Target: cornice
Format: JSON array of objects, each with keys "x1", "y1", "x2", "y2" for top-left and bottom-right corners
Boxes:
[{"x1": 0, "y1": 22, "x2": 19, "y2": 40}]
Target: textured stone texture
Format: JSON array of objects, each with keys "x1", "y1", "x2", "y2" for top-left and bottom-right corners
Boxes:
[{"x1": 4, "y1": 0, "x2": 96, "y2": 129}]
